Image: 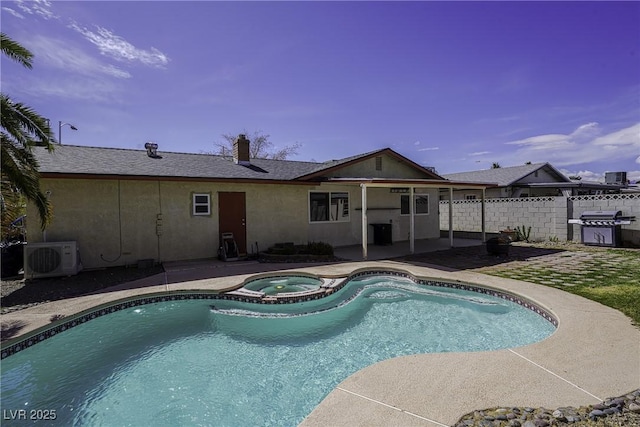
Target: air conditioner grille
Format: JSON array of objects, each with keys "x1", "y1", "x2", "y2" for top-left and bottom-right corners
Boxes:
[{"x1": 28, "y1": 247, "x2": 62, "y2": 274}]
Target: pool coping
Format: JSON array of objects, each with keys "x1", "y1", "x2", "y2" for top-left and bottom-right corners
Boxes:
[{"x1": 1, "y1": 261, "x2": 639, "y2": 426}]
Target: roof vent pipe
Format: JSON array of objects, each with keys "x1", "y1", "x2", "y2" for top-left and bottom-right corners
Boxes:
[
  {"x1": 233, "y1": 134, "x2": 250, "y2": 165},
  {"x1": 144, "y1": 142, "x2": 162, "y2": 159}
]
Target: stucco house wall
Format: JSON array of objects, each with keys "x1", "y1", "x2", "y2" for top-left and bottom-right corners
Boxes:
[
  {"x1": 322, "y1": 154, "x2": 431, "y2": 179},
  {"x1": 306, "y1": 186, "x2": 439, "y2": 246},
  {"x1": 28, "y1": 178, "x2": 313, "y2": 269}
]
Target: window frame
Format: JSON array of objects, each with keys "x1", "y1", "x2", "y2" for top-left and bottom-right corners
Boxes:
[
  {"x1": 400, "y1": 191, "x2": 430, "y2": 216},
  {"x1": 192, "y1": 193, "x2": 211, "y2": 216},
  {"x1": 309, "y1": 191, "x2": 350, "y2": 223}
]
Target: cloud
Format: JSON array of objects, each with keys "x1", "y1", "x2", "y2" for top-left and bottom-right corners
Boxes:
[
  {"x1": 418, "y1": 147, "x2": 439, "y2": 151},
  {"x1": 470, "y1": 151, "x2": 491, "y2": 156},
  {"x1": 504, "y1": 122, "x2": 640, "y2": 166},
  {"x1": 26, "y1": 35, "x2": 131, "y2": 79},
  {"x1": 17, "y1": 76, "x2": 123, "y2": 103},
  {"x1": 636, "y1": 155, "x2": 640, "y2": 165},
  {"x1": 70, "y1": 23, "x2": 169, "y2": 68},
  {"x1": 2, "y1": 6, "x2": 24, "y2": 19},
  {"x1": 15, "y1": 0, "x2": 55, "y2": 20}
]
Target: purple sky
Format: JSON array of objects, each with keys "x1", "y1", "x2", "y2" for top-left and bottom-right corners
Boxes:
[{"x1": 2, "y1": 1, "x2": 639, "y2": 182}]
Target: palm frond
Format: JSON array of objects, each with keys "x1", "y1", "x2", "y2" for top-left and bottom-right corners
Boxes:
[
  {"x1": 0, "y1": 32, "x2": 33, "y2": 69},
  {"x1": 1, "y1": 94, "x2": 55, "y2": 149},
  {"x1": 1, "y1": 133, "x2": 52, "y2": 229}
]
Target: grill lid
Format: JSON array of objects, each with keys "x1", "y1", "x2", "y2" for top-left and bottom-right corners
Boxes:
[
  {"x1": 580, "y1": 210, "x2": 621, "y2": 220},
  {"x1": 569, "y1": 210, "x2": 635, "y2": 226}
]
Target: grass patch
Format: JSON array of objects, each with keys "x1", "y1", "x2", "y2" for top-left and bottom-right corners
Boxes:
[{"x1": 484, "y1": 248, "x2": 640, "y2": 326}]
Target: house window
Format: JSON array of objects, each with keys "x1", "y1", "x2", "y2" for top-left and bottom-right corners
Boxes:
[
  {"x1": 400, "y1": 192, "x2": 430, "y2": 215},
  {"x1": 465, "y1": 194, "x2": 477, "y2": 200},
  {"x1": 375, "y1": 156, "x2": 382, "y2": 171},
  {"x1": 192, "y1": 193, "x2": 211, "y2": 216},
  {"x1": 309, "y1": 192, "x2": 349, "y2": 222}
]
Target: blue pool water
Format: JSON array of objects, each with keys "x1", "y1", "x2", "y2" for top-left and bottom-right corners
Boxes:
[
  {"x1": 243, "y1": 275, "x2": 322, "y2": 295},
  {"x1": 1, "y1": 275, "x2": 555, "y2": 426}
]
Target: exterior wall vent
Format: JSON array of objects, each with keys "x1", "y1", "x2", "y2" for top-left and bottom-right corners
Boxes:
[{"x1": 375, "y1": 156, "x2": 382, "y2": 171}]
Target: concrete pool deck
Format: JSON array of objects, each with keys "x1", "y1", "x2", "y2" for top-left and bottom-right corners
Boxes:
[{"x1": 1, "y1": 259, "x2": 639, "y2": 426}]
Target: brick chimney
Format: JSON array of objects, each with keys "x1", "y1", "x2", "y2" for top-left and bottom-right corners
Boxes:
[{"x1": 233, "y1": 134, "x2": 250, "y2": 165}]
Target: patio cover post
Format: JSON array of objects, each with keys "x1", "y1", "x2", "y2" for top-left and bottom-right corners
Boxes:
[
  {"x1": 361, "y1": 183, "x2": 368, "y2": 260},
  {"x1": 409, "y1": 186, "x2": 415, "y2": 254},
  {"x1": 449, "y1": 187, "x2": 454, "y2": 247},
  {"x1": 481, "y1": 187, "x2": 486, "y2": 242}
]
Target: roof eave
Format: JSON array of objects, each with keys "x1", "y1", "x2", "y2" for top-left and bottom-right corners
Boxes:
[
  {"x1": 39, "y1": 172, "x2": 316, "y2": 185},
  {"x1": 324, "y1": 177, "x2": 497, "y2": 189}
]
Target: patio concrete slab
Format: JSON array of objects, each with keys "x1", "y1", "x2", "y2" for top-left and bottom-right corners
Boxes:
[{"x1": 303, "y1": 350, "x2": 602, "y2": 427}]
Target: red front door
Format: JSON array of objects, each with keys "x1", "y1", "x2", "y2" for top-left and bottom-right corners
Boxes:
[{"x1": 218, "y1": 192, "x2": 247, "y2": 255}]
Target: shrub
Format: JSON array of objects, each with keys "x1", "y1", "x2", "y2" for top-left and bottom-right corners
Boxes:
[{"x1": 307, "y1": 241, "x2": 334, "y2": 256}]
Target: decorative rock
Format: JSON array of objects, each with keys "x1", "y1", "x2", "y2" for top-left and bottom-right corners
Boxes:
[
  {"x1": 609, "y1": 397, "x2": 625, "y2": 407},
  {"x1": 455, "y1": 389, "x2": 640, "y2": 426},
  {"x1": 603, "y1": 407, "x2": 616, "y2": 415},
  {"x1": 533, "y1": 419, "x2": 549, "y2": 427},
  {"x1": 552, "y1": 409, "x2": 566, "y2": 421},
  {"x1": 588, "y1": 409, "x2": 605, "y2": 419}
]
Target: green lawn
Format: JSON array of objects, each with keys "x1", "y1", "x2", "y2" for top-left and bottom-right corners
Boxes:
[{"x1": 486, "y1": 248, "x2": 640, "y2": 326}]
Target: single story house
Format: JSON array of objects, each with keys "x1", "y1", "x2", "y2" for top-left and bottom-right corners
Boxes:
[
  {"x1": 27, "y1": 136, "x2": 493, "y2": 269},
  {"x1": 441, "y1": 162, "x2": 628, "y2": 200}
]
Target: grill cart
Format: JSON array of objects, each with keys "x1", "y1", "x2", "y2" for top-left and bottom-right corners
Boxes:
[{"x1": 568, "y1": 210, "x2": 635, "y2": 247}]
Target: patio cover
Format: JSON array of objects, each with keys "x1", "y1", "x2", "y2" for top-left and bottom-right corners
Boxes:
[{"x1": 323, "y1": 178, "x2": 496, "y2": 260}]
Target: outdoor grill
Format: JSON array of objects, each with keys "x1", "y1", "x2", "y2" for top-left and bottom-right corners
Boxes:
[{"x1": 568, "y1": 210, "x2": 635, "y2": 247}]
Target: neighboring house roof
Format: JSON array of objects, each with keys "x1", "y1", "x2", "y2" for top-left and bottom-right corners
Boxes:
[
  {"x1": 442, "y1": 163, "x2": 570, "y2": 186},
  {"x1": 31, "y1": 145, "x2": 442, "y2": 182}
]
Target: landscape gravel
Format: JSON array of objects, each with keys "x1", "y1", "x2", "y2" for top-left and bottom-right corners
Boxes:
[{"x1": 455, "y1": 390, "x2": 640, "y2": 427}]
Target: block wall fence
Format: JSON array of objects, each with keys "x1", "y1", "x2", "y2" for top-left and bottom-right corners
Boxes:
[{"x1": 439, "y1": 193, "x2": 640, "y2": 246}]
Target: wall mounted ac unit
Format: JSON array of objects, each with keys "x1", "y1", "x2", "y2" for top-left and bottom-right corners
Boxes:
[{"x1": 24, "y1": 241, "x2": 81, "y2": 279}]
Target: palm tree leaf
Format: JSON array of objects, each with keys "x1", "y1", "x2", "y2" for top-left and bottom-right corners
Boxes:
[{"x1": 0, "y1": 32, "x2": 33, "y2": 69}]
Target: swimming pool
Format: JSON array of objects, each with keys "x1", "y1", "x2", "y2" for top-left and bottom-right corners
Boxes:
[{"x1": 0, "y1": 273, "x2": 556, "y2": 426}]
